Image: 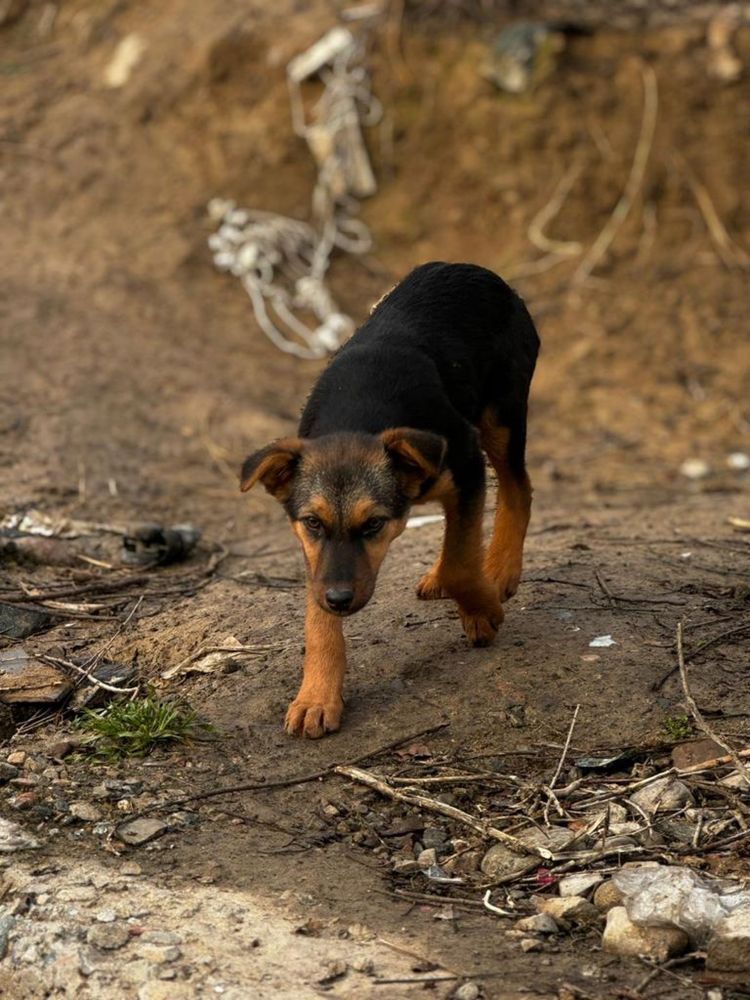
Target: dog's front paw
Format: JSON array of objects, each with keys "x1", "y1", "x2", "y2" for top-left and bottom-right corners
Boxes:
[
  {"x1": 285, "y1": 696, "x2": 343, "y2": 739},
  {"x1": 416, "y1": 567, "x2": 449, "y2": 600},
  {"x1": 460, "y1": 603, "x2": 504, "y2": 647}
]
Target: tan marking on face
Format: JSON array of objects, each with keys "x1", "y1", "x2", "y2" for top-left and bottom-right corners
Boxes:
[
  {"x1": 306, "y1": 497, "x2": 335, "y2": 526},
  {"x1": 292, "y1": 521, "x2": 323, "y2": 579}
]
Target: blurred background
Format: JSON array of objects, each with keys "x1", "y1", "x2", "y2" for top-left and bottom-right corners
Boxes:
[{"x1": 2, "y1": 0, "x2": 748, "y2": 535}]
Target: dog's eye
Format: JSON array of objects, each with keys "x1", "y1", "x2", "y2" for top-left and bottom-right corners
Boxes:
[
  {"x1": 301, "y1": 516, "x2": 324, "y2": 536},
  {"x1": 361, "y1": 517, "x2": 386, "y2": 538}
]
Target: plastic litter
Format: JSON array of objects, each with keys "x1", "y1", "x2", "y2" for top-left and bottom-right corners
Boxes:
[
  {"x1": 613, "y1": 864, "x2": 750, "y2": 946},
  {"x1": 589, "y1": 635, "x2": 616, "y2": 648}
]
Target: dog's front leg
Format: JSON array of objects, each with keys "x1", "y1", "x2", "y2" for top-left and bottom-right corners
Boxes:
[{"x1": 285, "y1": 586, "x2": 346, "y2": 738}]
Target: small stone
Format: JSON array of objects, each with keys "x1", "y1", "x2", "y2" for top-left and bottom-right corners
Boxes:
[
  {"x1": 671, "y1": 738, "x2": 723, "y2": 770},
  {"x1": 417, "y1": 848, "x2": 437, "y2": 869},
  {"x1": 322, "y1": 804, "x2": 339, "y2": 818},
  {"x1": 121, "y1": 861, "x2": 143, "y2": 876},
  {"x1": 443, "y1": 848, "x2": 483, "y2": 875},
  {"x1": 351, "y1": 956, "x2": 375, "y2": 973},
  {"x1": 0, "y1": 816, "x2": 39, "y2": 852},
  {"x1": 141, "y1": 943, "x2": 181, "y2": 963},
  {"x1": 453, "y1": 984, "x2": 480, "y2": 1000},
  {"x1": 680, "y1": 458, "x2": 710, "y2": 480},
  {"x1": 727, "y1": 452, "x2": 750, "y2": 471},
  {"x1": 7, "y1": 751, "x2": 26, "y2": 766},
  {"x1": 558, "y1": 873, "x2": 603, "y2": 898},
  {"x1": 630, "y1": 777, "x2": 694, "y2": 815},
  {"x1": 142, "y1": 931, "x2": 182, "y2": 946},
  {"x1": 537, "y1": 896, "x2": 600, "y2": 928},
  {"x1": 392, "y1": 857, "x2": 418, "y2": 874},
  {"x1": 0, "y1": 911, "x2": 15, "y2": 960},
  {"x1": 87, "y1": 921, "x2": 131, "y2": 950},
  {"x1": 70, "y1": 801, "x2": 103, "y2": 822},
  {"x1": 720, "y1": 771, "x2": 750, "y2": 790},
  {"x1": 0, "y1": 763, "x2": 20, "y2": 783},
  {"x1": 10, "y1": 791, "x2": 37, "y2": 811},
  {"x1": 594, "y1": 880, "x2": 624, "y2": 912},
  {"x1": 603, "y1": 906, "x2": 689, "y2": 961},
  {"x1": 515, "y1": 913, "x2": 559, "y2": 935},
  {"x1": 96, "y1": 908, "x2": 118, "y2": 923},
  {"x1": 58, "y1": 885, "x2": 98, "y2": 902},
  {"x1": 116, "y1": 818, "x2": 168, "y2": 846},
  {"x1": 520, "y1": 937, "x2": 542, "y2": 953},
  {"x1": 422, "y1": 827, "x2": 447, "y2": 849},
  {"x1": 706, "y1": 906, "x2": 750, "y2": 972},
  {"x1": 480, "y1": 826, "x2": 572, "y2": 879},
  {"x1": 46, "y1": 739, "x2": 75, "y2": 759}
]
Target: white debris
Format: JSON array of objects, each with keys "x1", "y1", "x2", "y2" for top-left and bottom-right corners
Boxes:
[
  {"x1": 727, "y1": 452, "x2": 750, "y2": 471},
  {"x1": 104, "y1": 34, "x2": 146, "y2": 88},
  {"x1": 589, "y1": 635, "x2": 616, "y2": 648},
  {"x1": 679, "y1": 458, "x2": 710, "y2": 480},
  {"x1": 406, "y1": 514, "x2": 444, "y2": 529}
]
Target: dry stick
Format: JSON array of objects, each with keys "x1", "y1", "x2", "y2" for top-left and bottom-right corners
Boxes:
[
  {"x1": 40, "y1": 654, "x2": 139, "y2": 696},
  {"x1": 527, "y1": 159, "x2": 584, "y2": 256},
  {"x1": 634, "y1": 952, "x2": 703, "y2": 995},
  {"x1": 573, "y1": 61, "x2": 658, "y2": 284},
  {"x1": 335, "y1": 765, "x2": 553, "y2": 860},
  {"x1": 652, "y1": 618, "x2": 750, "y2": 691},
  {"x1": 543, "y1": 704, "x2": 581, "y2": 826},
  {"x1": 672, "y1": 151, "x2": 750, "y2": 269},
  {"x1": 593, "y1": 568, "x2": 615, "y2": 609},
  {"x1": 676, "y1": 620, "x2": 750, "y2": 785},
  {"x1": 140, "y1": 722, "x2": 450, "y2": 814}
]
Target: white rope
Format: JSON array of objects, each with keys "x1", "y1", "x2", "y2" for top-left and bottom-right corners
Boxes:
[{"x1": 208, "y1": 28, "x2": 380, "y2": 360}]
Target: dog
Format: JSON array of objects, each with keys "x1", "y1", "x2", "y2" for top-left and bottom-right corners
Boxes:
[{"x1": 241, "y1": 261, "x2": 540, "y2": 738}]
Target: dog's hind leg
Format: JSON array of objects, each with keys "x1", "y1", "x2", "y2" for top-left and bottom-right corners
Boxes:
[{"x1": 480, "y1": 409, "x2": 532, "y2": 602}]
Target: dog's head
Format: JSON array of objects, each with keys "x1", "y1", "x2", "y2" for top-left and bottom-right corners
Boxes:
[{"x1": 240, "y1": 430, "x2": 447, "y2": 615}]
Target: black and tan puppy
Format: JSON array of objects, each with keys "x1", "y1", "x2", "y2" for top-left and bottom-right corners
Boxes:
[{"x1": 241, "y1": 262, "x2": 540, "y2": 738}]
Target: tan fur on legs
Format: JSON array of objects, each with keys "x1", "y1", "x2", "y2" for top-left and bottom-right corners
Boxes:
[
  {"x1": 285, "y1": 587, "x2": 346, "y2": 739},
  {"x1": 480, "y1": 418, "x2": 532, "y2": 602},
  {"x1": 418, "y1": 485, "x2": 504, "y2": 645}
]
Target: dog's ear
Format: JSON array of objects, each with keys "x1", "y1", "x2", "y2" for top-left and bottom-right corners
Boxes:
[
  {"x1": 382, "y1": 428, "x2": 447, "y2": 497},
  {"x1": 240, "y1": 438, "x2": 303, "y2": 500}
]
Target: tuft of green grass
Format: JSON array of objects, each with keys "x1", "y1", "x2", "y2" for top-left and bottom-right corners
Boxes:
[
  {"x1": 663, "y1": 713, "x2": 692, "y2": 742},
  {"x1": 77, "y1": 692, "x2": 213, "y2": 760}
]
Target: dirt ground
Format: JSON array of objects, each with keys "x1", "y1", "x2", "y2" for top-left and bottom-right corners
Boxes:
[{"x1": 1, "y1": 1, "x2": 749, "y2": 997}]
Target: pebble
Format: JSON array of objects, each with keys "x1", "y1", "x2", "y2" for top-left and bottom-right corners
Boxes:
[
  {"x1": 70, "y1": 801, "x2": 103, "y2": 823},
  {"x1": 481, "y1": 826, "x2": 572, "y2": 879},
  {"x1": 87, "y1": 921, "x2": 131, "y2": 950},
  {"x1": 680, "y1": 458, "x2": 710, "y2": 480},
  {"x1": 142, "y1": 931, "x2": 182, "y2": 946},
  {"x1": 141, "y1": 943, "x2": 182, "y2": 963},
  {"x1": 0, "y1": 911, "x2": 15, "y2": 960},
  {"x1": 515, "y1": 913, "x2": 559, "y2": 935},
  {"x1": 121, "y1": 861, "x2": 143, "y2": 876},
  {"x1": 453, "y1": 983, "x2": 480, "y2": 1000},
  {"x1": 671, "y1": 738, "x2": 723, "y2": 770},
  {"x1": 727, "y1": 452, "x2": 750, "y2": 471},
  {"x1": 630, "y1": 777, "x2": 694, "y2": 815},
  {"x1": 0, "y1": 763, "x2": 20, "y2": 783},
  {"x1": 10, "y1": 791, "x2": 37, "y2": 811},
  {"x1": 706, "y1": 907, "x2": 750, "y2": 972},
  {"x1": 537, "y1": 896, "x2": 600, "y2": 928},
  {"x1": 417, "y1": 848, "x2": 437, "y2": 869},
  {"x1": 421, "y1": 827, "x2": 447, "y2": 849},
  {"x1": 392, "y1": 858, "x2": 418, "y2": 874},
  {"x1": 7, "y1": 751, "x2": 26, "y2": 766},
  {"x1": 602, "y1": 906, "x2": 689, "y2": 961},
  {"x1": 96, "y1": 908, "x2": 118, "y2": 923},
  {"x1": 558, "y1": 873, "x2": 603, "y2": 898},
  {"x1": 46, "y1": 739, "x2": 75, "y2": 759},
  {"x1": 116, "y1": 818, "x2": 168, "y2": 846},
  {"x1": 58, "y1": 886, "x2": 98, "y2": 903},
  {"x1": 520, "y1": 937, "x2": 542, "y2": 953},
  {"x1": 0, "y1": 817, "x2": 40, "y2": 852},
  {"x1": 593, "y1": 880, "x2": 624, "y2": 912}
]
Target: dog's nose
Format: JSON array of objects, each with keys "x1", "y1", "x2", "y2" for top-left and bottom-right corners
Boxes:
[{"x1": 325, "y1": 587, "x2": 354, "y2": 612}]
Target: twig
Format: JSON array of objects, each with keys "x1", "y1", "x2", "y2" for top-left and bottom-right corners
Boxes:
[
  {"x1": 335, "y1": 765, "x2": 554, "y2": 860},
  {"x1": 593, "y1": 568, "x2": 615, "y2": 609},
  {"x1": 140, "y1": 722, "x2": 450, "y2": 813},
  {"x1": 544, "y1": 704, "x2": 581, "y2": 825},
  {"x1": 634, "y1": 952, "x2": 703, "y2": 994},
  {"x1": 385, "y1": 888, "x2": 486, "y2": 911},
  {"x1": 652, "y1": 618, "x2": 750, "y2": 690},
  {"x1": 573, "y1": 61, "x2": 658, "y2": 284},
  {"x1": 481, "y1": 889, "x2": 513, "y2": 917},
  {"x1": 40, "y1": 655, "x2": 139, "y2": 695},
  {"x1": 676, "y1": 621, "x2": 750, "y2": 784},
  {"x1": 527, "y1": 160, "x2": 583, "y2": 256},
  {"x1": 672, "y1": 151, "x2": 750, "y2": 270}
]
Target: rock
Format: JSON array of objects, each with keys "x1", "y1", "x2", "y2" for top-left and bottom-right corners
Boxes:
[
  {"x1": 630, "y1": 777, "x2": 694, "y2": 815},
  {"x1": 515, "y1": 913, "x2": 559, "y2": 935},
  {"x1": 706, "y1": 906, "x2": 750, "y2": 972},
  {"x1": 0, "y1": 763, "x2": 20, "y2": 782},
  {"x1": 422, "y1": 827, "x2": 448, "y2": 849},
  {"x1": 680, "y1": 458, "x2": 709, "y2": 480},
  {"x1": 96, "y1": 908, "x2": 117, "y2": 923},
  {"x1": 558, "y1": 873, "x2": 603, "y2": 898},
  {"x1": 0, "y1": 910, "x2": 15, "y2": 960},
  {"x1": 0, "y1": 603, "x2": 53, "y2": 639},
  {"x1": 58, "y1": 885, "x2": 98, "y2": 903},
  {"x1": 594, "y1": 880, "x2": 624, "y2": 912},
  {"x1": 121, "y1": 861, "x2": 143, "y2": 876},
  {"x1": 10, "y1": 791, "x2": 37, "y2": 810},
  {"x1": 116, "y1": 818, "x2": 168, "y2": 846},
  {"x1": 45, "y1": 739, "x2": 76, "y2": 759},
  {"x1": 671, "y1": 738, "x2": 723, "y2": 770},
  {"x1": 602, "y1": 906, "x2": 689, "y2": 961},
  {"x1": 417, "y1": 848, "x2": 437, "y2": 869},
  {"x1": 480, "y1": 826, "x2": 572, "y2": 879},
  {"x1": 392, "y1": 858, "x2": 418, "y2": 874},
  {"x1": 443, "y1": 848, "x2": 483, "y2": 875},
  {"x1": 720, "y1": 771, "x2": 750, "y2": 790},
  {"x1": 70, "y1": 801, "x2": 103, "y2": 822},
  {"x1": 141, "y1": 943, "x2": 181, "y2": 963},
  {"x1": 142, "y1": 931, "x2": 182, "y2": 946},
  {"x1": 537, "y1": 896, "x2": 600, "y2": 928},
  {"x1": 520, "y1": 937, "x2": 542, "y2": 952},
  {"x1": 87, "y1": 922, "x2": 131, "y2": 950},
  {"x1": 0, "y1": 649, "x2": 72, "y2": 704},
  {"x1": 0, "y1": 817, "x2": 39, "y2": 852},
  {"x1": 454, "y1": 983, "x2": 480, "y2": 1000},
  {"x1": 7, "y1": 751, "x2": 26, "y2": 766}
]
